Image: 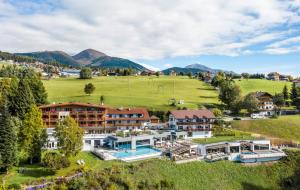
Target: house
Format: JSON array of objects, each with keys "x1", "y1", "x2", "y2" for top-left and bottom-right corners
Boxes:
[
  {"x1": 293, "y1": 80, "x2": 300, "y2": 88},
  {"x1": 39, "y1": 102, "x2": 150, "y2": 150},
  {"x1": 168, "y1": 110, "x2": 215, "y2": 138},
  {"x1": 169, "y1": 70, "x2": 177, "y2": 76},
  {"x1": 150, "y1": 115, "x2": 160, "y2": 124},
  {"x1": 203, "y1": 71, "x2": 213, "y2": 83},
  {"x1": 267, "y1": 72, "x2": 280, "y2": 81},
  {"x1": 279, "y1": 74, "x2": 289, "y2": 81},
  {"x1": 254, "y1": 92, "x2": 275, "y2": 116}
]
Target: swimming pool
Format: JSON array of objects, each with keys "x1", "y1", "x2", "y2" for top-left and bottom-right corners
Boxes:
[{"x1": 113, "y1": 146, "x2": 161, "y2": 159}]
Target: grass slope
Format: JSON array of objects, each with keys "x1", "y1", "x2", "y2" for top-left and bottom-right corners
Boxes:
[
  {"x1": 43, "y1": 76, "x2": 218, "y2": 110},
  {"x1": 232, "y1": 116, "x2": 300, "y2": 142},
  {"x1": 235, "y1": 79, "x2": 291, "y2": 95},
  {"x1": 2, "y1": 151, "x2": 299, "y2": 190}
]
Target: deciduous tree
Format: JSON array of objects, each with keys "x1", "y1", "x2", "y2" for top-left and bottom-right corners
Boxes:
[
  {"x1": 55, "y1": 116, "x2": 84, "y2": 157},
  {"x1": 84, "y1": 83, "x2": 95, "y2": 96}
]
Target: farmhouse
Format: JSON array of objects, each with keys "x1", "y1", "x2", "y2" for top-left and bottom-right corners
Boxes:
[
  {"x1": 168, "y1": 109, "x2": 215, "y2": 138},
  {"x1": 267, "y1": 72, "x2": 280, "y2": 81},
  {"x1": 254, "y1": 92, "x2": 275, "y2": 116}
]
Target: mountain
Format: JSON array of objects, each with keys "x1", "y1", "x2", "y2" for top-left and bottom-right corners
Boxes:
[
  {"x1": 162, "y1": 64, "x2": 235, "y2": 75},
  {"x1": 72, "y1": 49, "x2": 107, "y2": 65},
  {"x1": 17, "y1": 51, "x2": 80, "y2": 67},
  {"x1": 162, "y1": 67, "x2": 204, "y2": 75},
  {"x1": 89, "y1": 56, "x2": 147, "y2": 71},
  {"x1": 185, "y1": 64, "x2": 216, "y2": 72}
]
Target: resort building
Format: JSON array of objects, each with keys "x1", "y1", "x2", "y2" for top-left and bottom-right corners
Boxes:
[
  {"x1": 254, "y1": 92, "x2": 275, "y2": 116},
  {"x1": 106, "y1": 108, "x2": 150, "y2": 132},
  {"x1": 39, "y1": 102, "x2": 150, "y2": 150},
  {"x1": 267, "y1": 72, "x2": 280, "y2": 81},
  {"x1": 198, "y1": 140, "x2": 286, "y2": 163},
  {"x1": 168, "y1": 110, "x2": 215, "y2": 138},
  {"x1": 293, "y1": 80, "x2": 300, "y2": 88}
]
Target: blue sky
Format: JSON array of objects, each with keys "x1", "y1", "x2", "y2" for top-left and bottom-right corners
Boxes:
[{"x1": 1, "y1": 0, "x2": 300, "y2": 76}]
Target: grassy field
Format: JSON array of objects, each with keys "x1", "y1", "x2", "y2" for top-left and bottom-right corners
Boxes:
[
  {"x1": 235, "y1": 79, "x2": 291, "y2": 96},
  {"x1": 232, "y1": 116, "x2": 300, "y2": 142},
  {"x1": 43, "y1": 76, "x2": 219, "y2": 110},
  {"x1": 2, "y1": 151, "x2": 299, "y2": 190}
]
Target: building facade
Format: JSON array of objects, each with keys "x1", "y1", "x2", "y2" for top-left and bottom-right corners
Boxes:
[
  {"x1": 169, "y1": 110, "x2": 215, "y2": 138},
  {"x1": 254, "y1": 92, "x2": 275, "y2": 116},
  {"x1": 40, "y1": 102, "x2": 150, "y2": 150}
]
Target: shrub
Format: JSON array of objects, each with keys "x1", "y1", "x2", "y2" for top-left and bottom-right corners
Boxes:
[{"x1": 42, "y1": 151, "x2": 70, "y2": 170}]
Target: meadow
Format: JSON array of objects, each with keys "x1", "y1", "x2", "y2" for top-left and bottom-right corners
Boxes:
[
  {"x1": 2, "y1": 151, "x2": 299, "y2": 190},
  {"x1": 234, "y1": 79, "x2": 292, "y2": 96},
  {"x1": 232, "y1": 116, "x2": 300, "y2": 143},
  {"x1": 43, "y1": 76, "x2": 219, "y2": 111}
]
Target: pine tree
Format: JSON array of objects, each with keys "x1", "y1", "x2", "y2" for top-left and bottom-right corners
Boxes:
[
  {"x1": 0, "y1": 102, "x2": 18, "y2": 173},
  {"x1": 19, "y1": 105, "x2": 47, "y2": 164},
  {"x1": 8, "y1": 78, "x2": 35, "y2": 120},
  {"x1": 282, "y1": 85, "x2": 289, "y2": 101},
  {"x1": 290, "y1": 83, "x2": 299, "y2": 105}
]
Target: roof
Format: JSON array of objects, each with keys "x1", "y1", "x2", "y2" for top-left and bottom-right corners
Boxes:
[
  {"x1": 107, "y1": 108, "x2": 150, "y2": 119},
  {"x1": 150, "y1": 115, "x2": 159, "y2": 119},
  {"x1": 39, "y1": 102, "x2": 108, "y2": 109},
  {"x1": 253, "y1": 92, "x2": 273, "y2": 98},
  {"x1": 170, "y1": 110, "x2": 215, "y2": 119}
]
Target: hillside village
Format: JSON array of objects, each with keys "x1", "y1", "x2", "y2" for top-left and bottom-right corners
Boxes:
[{"x1": 1, "y1": 50, "x2": 300, "y2": 189}]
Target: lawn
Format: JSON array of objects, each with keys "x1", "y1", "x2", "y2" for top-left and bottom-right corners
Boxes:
[
  {"x1": 235, "y1": 79, "x2": 291, "y2": 96},
  {"x1": 232, "y1": 115, "x2": 300, "y2": 143},
  {"x1": 0, "y1": 152, "x2": 120, "y2": 186},
  {"x1": 2, "y1": 151, "x2": 299, "y2": 190},
  {"x1": 43, "y1": 76, "x2": 219, "y2": 111}
]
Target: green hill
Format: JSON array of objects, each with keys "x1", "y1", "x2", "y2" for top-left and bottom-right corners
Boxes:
[
  {"x1": 235, "y1": 79, "x2": 291, "y2": 95},
  {"x1": 17, "y1": 51, "x2": 80, "y2": 67}
]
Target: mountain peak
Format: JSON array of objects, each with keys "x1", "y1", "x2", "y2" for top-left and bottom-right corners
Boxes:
[
  {"x1": 185, "y1": 63, "x2": 212, "y2": 70},
  {"x1": 72, "y1": 49, "x2": 107, "y2": 65}
]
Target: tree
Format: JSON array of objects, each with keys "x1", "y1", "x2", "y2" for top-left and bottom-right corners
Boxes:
[
  {"x1": 273, "y1": 93, "x2": 285, "y2": 114},
  {"x1": 100, "y1": 95, "x2": 105, "y2": 105},
  {"x1": 187, "y1": 72, "x2": 192, "y2": 78},
  {"x1": 290, "y1": 82, "x2": 298, "y2": 101},
  {"x1": 218, "y1": 81, "x2": 242, "y2": 113},
  {"x1": 282, "y1": 85, "x2": 289, "y2": 102},
  {"x1": 292, "y1": 97, "x2": 300, "y2": 110},
  {"x1": 241, "y1": 73, "x2": 250, "y2": 79},
  {"x1": 8, "y1": 78, "x2": 35, "y2": 120},
  {"x1": 79, "y1": 67, "x2": 92, "y2": 79},
  {"x1": 55, "y1": 116, "x2": 84, "y2": 157},
  {"x1": 155, "y1": 71, "x2": 160, "y2": 77},
  {"x1": 84, "y1": 83, "x2": 96, "y2": 96},
  {"x1": 212, "y1": 108, "x2": 222, "y2": 117},
  {"x1": 243, "y1": 93, "x2": 259, "y2": 114},
  {"x1": 0, "y1": 102, "x2": 18, "y2": 173},
  {"x1": 19, "y1": 105, "x2": 47, "y2": 164}
]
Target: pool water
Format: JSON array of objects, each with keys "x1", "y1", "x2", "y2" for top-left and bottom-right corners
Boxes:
[{"x1": 113, "y1": 146, "x2": 161, "y2": 159}]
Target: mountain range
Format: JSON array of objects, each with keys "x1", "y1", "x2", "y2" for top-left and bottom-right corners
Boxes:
[
  {"x1": 162, "y1": 64, "x2": 235, "y2": 75},
  {"x1": 17, "y1": 49, "x2": 149, "y2": 71},
  {"x1": 15, "y1": 49, "x2": 233, "y2": 74}
]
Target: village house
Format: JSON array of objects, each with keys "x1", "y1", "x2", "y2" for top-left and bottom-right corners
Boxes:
[
  {"x1": 267, "y1": 72, "x2": 280, "y2": 81},
  {"x1": 168, "y1": 109, "x2": 215, "y2": 138},
  {"x1": 254, "y1": 92, "x2": 275, "y2": 116},
  {"x1": 169, "y1": 70, "x2": 177, "y2": 76}
]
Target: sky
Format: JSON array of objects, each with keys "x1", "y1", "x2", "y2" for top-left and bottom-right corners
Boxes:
[{"x1": 1, "y1": 0, "x2": 300, "y2": 75}]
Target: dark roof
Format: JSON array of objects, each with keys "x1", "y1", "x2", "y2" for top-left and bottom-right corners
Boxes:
[
  {"x1": 170, "y1": 110, "x2": 215, "y2": 119},
  {"x1": 107, "y1": 108, "x2": 150, "y2": 120},
  {"x1": 254, "y1": 92, "x2": 273, "y2": 98}
]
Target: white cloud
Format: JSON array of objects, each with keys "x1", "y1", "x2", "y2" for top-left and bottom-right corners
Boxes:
[{"x1": 0, "y1": 0, "x2": 300, "y2": 59}]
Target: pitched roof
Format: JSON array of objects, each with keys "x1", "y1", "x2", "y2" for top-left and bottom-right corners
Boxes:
[
  {"x1": 170, "y1": 110, "x2": 215, "y2": 119},
  {"x1": 253, "y1": 91, "x2": 272, "y2": 98},
  {"x1": 107, "y1": 108, "x2": 150, "y2": 119},
  {"x1": 39, "y1": 102, "x2": 108, "y2": 109}
]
